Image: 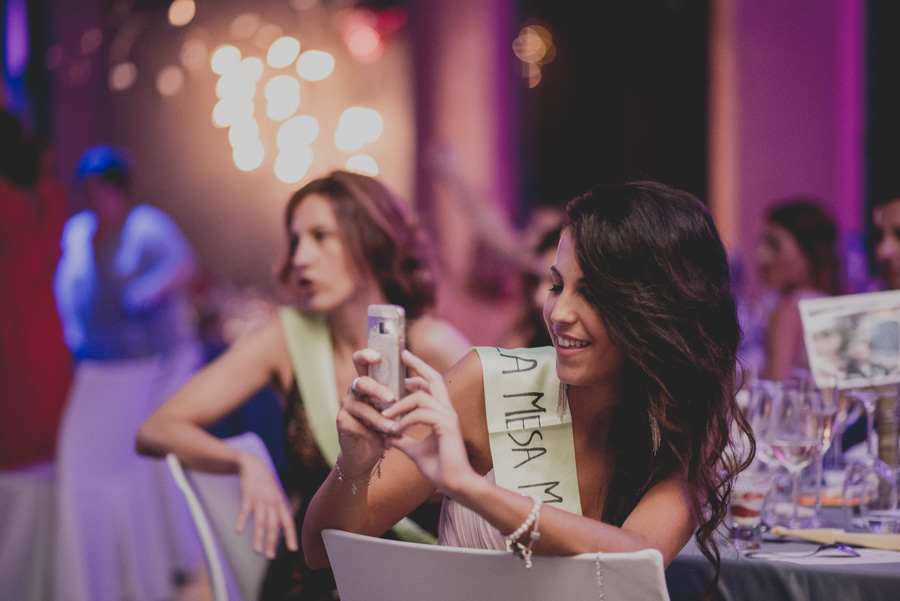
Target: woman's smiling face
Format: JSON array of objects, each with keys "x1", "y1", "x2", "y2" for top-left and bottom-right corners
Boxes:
[{"x1": 543, "y1": 229, "x2": 626, "y2": 389}]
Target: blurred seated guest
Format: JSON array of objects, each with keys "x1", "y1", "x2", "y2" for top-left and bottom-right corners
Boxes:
[
  {"x1": 756, "y1": 199, "x2": 841, "y2": 380},
  {"x1": 137, "y1": 171, "x2": 470, "y2": 601},
  {"x1": 0, "y1": 109, "x2": 72, "y2": 470},
  {"x1": 432, "y1": 148, "x2": 565, "y2": 346},
  {"x1": 53, "y1": 145, "x2": 202, "y2": 601},
  {"x1": 500, "y1": 226, "x2": 562, "y2": 349},
  {"x1": 302, "y1": 181, "x2": 754, "y2": 599},
  {"x1": 873, "y1": 192, "x2": 900, "y2": 291}
]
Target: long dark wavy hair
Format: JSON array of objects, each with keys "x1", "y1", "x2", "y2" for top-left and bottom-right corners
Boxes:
[
  {"x1": 565, "y1": 181, "x2": 754, "y2": 597},
  {"x1": 278, "y1": 170, "x2": 436, "y2": 318}
]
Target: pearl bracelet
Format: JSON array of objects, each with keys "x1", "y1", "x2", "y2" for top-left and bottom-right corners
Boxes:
[{"x1": 505, "y1": 494, "x2": 543, "y2": 569}]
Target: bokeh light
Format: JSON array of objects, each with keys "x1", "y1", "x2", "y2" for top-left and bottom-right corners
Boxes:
[
  {"x1": 210, "y1": 44, "x2": 241, "y2": 74},
  {"x1": 109, "y1": 62, "x2": 137, "y2": 91},
  {"x1": 212, "y1": 98, "x2": 255, "y2": 128},
  {"x1": 334, "y1": 107, "x2": 383, "y2": 151},
  {"x1": 180, "y1": 38, "x2": 208, "y2": 71},
  {"x1": 274, "y1": 146, "x2": 314, "y2": 183},
  {"x1": 80, "y1": 27, "x2": 103, "y2": 55},
  {"x1": 267, "y1": 97, "x2": 300, "y2": 121},
  {"x1": 239, "y1": 57, "x2": 264, "y2": 81},
  {"x1": 216, "y1": 69, "x2": 256, "y2": 100},
  {"x1": 233, "y1": 140, "x2": 265, "y2": 171},
  {"x1": 156, "y1": 65, "x2": 186, "y2": 96},
  {"x1": 266, "y1": 36, "x2": 301, "y2": 68},
  {"x1": 230, "y1": 13, "x2": 261, "y2": 40},
  {"x1": 254, "y1": 24, "x2": 283, "y2": 50},
  {"x1": 277, "y1": 116, "x2": 319, "y2": 149},
  {"x1": 168, "y1": 0, "x2": 196, "y2": 27},
  {"x1": 295, "y1": 50, "x2": 335, "y2": 81},
  {"x1": 347, "y1": 27, "x2": 381, "y2": 62},
  {"x1": 264, "y1": 75, "x2": 300, "y2": 120},
  {"x1": 181, "y1": 5, "x2": 406, "y2": 186},
  {"x1": 228, "y1": 119, "x2": 260, "y2": 148},
  {"x1": 345, "y1": 154, "x2": 379, "y2": 176},
  {"x1": 513, "y1": 23, "x2": 555, "y2": 88}
]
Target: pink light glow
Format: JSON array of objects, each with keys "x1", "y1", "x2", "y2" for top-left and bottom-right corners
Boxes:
[{"x1": 4, "y1": 0, "x2": 28, "y2": 78}]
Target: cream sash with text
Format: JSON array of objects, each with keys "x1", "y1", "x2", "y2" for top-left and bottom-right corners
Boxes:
[{"x1": 477, "y1": 346, "x2": 583, "y2": 516}]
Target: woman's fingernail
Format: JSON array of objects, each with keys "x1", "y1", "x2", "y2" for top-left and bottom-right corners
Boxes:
[
  {"x1": 382, "y1": 419, "x2": 396, "y2": 433},
  {"x1": 381, "y1": 391, "x2": 394, "y2": 404}
]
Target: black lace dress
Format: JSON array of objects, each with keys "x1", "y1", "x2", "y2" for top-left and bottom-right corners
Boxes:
[
  {"x1": 258, "y1": 378, "x2": 442, "y2": 600},
  {"x1": 258, "y1": 381, "x2": 338, "y2": 600}
]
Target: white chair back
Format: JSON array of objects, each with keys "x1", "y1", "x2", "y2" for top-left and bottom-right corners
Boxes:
[
  {"x1": 166, "y1": 432, "x2": 278, "y2": 601},
  {"x1": 322, "y1": 528, "x2": 671, "y2": 601}
]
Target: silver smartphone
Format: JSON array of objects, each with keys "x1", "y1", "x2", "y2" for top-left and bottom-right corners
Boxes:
[{"x1": 367, "y1": 304, "x2": 407, "y2": 410}]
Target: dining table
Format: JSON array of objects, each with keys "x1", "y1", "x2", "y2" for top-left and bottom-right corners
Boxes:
[{"x1": 666, "y1": 530, "x2": 900, "y2": 601}]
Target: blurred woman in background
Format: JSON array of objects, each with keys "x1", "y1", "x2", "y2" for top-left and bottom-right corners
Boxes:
[
  {"x1": 138, "y1": 170, "x2": 470, "y2": 600},
  {"x1": 756, "y1": 199, "x2": 841, "y2": 380},
  {"x1": 53, "y1": 145, "x2": 202, "y2": 601}
]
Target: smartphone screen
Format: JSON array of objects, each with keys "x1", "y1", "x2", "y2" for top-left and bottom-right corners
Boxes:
[{"x1": 367, "y1": 304, "x2": 407, "y2": 409}]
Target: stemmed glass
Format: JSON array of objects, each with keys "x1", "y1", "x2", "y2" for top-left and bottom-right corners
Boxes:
[
  {"x1": 810, "y1": 380, "x2": 861, "y2": 523},
  {"x1": 746, "y1": 379, "x2": 797, "y2": 469},
  {"x1": 768, "y1": 384, "x2": 826, "y2": 528},
  {"x1": 841, "y1": 386, "x2": 898, "y2": 521},
  {"x1": 745, "y1": 379, "x2": 800, "y2": 526}
]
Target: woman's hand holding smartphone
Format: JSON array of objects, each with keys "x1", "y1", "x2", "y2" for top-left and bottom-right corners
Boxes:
[{"x1": 365, "y1": 304, "x2": 406, "y2": 411}]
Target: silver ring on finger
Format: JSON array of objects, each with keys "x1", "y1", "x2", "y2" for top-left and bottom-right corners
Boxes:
[{"x1": 350, "y1": 377, "x2": 362, "y2": 396}]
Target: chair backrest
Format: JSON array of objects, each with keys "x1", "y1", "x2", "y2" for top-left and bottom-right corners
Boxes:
[
  {"x1": 166, "y1": 432, "x2": 278, "y2": 601},
  {"x1": 322, "y1": 528, "x2": 671, "y2": 601}
]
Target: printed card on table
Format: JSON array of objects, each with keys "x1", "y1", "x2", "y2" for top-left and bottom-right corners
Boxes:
[{"x1": 799, "y1": 290, "x2": 900, "y2": 390}]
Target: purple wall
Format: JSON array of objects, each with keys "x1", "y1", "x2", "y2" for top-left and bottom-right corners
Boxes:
[{"x1": 713, "y1": 0, "x2": 866, "y2": 296}]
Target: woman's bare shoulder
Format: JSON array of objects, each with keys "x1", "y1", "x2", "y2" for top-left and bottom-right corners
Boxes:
[
  {"x1": 407, "y1": 314, "x2": 472, "y2": 373},
  {"x1": 445, "y1": 349, "x2": 491, "y2": 468},
  {"x1": 217, "y1": 310, "x2": 294, "y2": 392}
]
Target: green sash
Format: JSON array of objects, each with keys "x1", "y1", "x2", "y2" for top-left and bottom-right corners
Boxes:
[
  {"x1": 476, "y1": 346, "x2": 583, "y2": 516},
  {"x1": 279, "y1": 307, "x2": 436, "y2": 543},
  {"x1": 280, "y1": 308, "x2": 341, "y2": 466}
]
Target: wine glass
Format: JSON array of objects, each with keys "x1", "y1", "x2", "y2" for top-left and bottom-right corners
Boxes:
[
  {"x1": 745, "y1": 378, "x2": 801, "y2": 526},
  {"x1": 768, "y1": 385, "x2": 826, "y2": 528},
  {"x1": 746, "y1": 379, "x2": 800, "y2": 469},
  {"x1": 810, "y1": 379, "x2": 861, "y2": 523},
  {"x1": 841, "y1": 386, "x2": 898, "y2": 522}
]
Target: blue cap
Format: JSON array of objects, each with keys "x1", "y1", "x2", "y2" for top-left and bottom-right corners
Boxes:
[{"x1": 76, "y1": 144, "x2": 132, "y2": 181}]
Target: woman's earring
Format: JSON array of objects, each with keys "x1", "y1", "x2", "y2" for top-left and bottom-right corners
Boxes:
[
  {"x1": 650, "y1": 415, "x2": 661, "y2": 456},
  {"x1": 557, "y1": 383, "x2": 569, "y2": 421}
]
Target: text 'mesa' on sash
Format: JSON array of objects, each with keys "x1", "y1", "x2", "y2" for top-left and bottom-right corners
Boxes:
[{"x1": 476, "y1": 346, "x2": 583, "y2": 516}]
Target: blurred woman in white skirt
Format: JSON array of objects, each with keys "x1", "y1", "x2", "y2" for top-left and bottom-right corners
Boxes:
[{"x1": 53, "y1": 145, "x2": 201, "y2": 601}]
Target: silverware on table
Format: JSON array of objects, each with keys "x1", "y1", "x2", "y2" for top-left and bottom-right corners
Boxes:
[{"x1": 745, "y1": 543, "x2": 860, "y2": 559}]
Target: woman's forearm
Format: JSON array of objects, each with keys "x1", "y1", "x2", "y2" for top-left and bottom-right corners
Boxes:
[
  {"x1": 136, "y1": 417, "x2": 242, "y2": 473},
  {"x1": 301, "y1": 456, "x2": 382, "y2": 569},
  {"x1": 447, "y1": 475, "x2": 693, "y2": 566}
]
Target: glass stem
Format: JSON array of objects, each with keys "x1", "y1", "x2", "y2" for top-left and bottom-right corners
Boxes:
[
  {"x1": 813, "y1": 452, "x2": 824, "y2": 524},
  {"x1": 828, "y1": 421, "x2": 844, "y2": 470},
  {"x1": 790, "y1": 470, "x2": 801, "y2": 528},
  {"x1": 866, "y1": 403, "x2": 877, "y2": 459}
]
